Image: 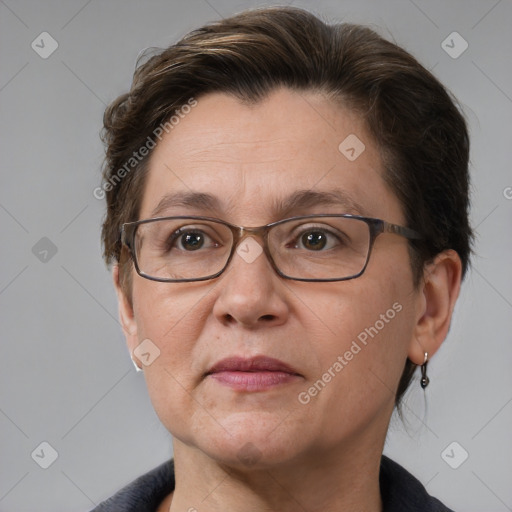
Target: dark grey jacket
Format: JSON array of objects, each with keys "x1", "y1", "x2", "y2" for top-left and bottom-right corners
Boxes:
[{"x1": 90, "y1": 456, "x2": 455, "y2": 511}]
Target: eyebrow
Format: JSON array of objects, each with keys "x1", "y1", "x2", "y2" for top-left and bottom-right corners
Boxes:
[{"x1": 149, "y1": 188, "x2": 368, "y2": 219}]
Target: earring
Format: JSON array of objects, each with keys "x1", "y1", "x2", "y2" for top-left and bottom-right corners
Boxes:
[
  {"x1": 131, "y1": 356, "x2": 143, "y2": 372},
  {"x1": 420, "y1": 352, "x2": 429, "y2": 389}
]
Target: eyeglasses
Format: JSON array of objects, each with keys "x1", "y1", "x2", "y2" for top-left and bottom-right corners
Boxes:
[{"x1": 120, "y1": 214, "x2": 422, "y2": 283}]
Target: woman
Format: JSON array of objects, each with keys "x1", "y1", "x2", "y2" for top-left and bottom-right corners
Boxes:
[{"x1": 93, "y1": 6, "x2": 471, "y2": 511}]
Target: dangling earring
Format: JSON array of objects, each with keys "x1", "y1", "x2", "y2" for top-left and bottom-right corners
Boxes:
[{"x1": 420, "y1": 352, "x2": 429, "y2": 389}]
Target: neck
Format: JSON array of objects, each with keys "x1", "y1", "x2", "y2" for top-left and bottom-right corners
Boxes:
[{"x1": 168, "y1": 432, "x2": 386, "y2": 512}]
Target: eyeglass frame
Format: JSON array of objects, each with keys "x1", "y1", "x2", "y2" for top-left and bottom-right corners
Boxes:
[{"x1": 120, "y1": 214, "x2": 423, "y2": 283}]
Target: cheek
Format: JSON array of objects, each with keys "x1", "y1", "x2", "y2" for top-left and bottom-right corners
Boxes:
[
  {"x1": 129, "y1": 247, "x2": 419, "y2": 449},
  {"x1": 132, "y1": 278, "x2": 208, "y2": 341},
  {"x1": 301, "y1": 267, "x2": 416, "y2": 414},
  {"x1": 343, "y1": 265, "x2": 415, "y2": 371},
  {"x1": 131, "y1": 280, "x2": 210, "y2": 427}
]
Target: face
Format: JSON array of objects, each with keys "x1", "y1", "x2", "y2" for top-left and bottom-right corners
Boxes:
[{"x1": 119, "y1": 88, "x2": 425, "y2": 468}]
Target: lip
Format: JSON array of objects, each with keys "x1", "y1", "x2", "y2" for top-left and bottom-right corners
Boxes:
[
  {"x1": 205, "y1": 356, "x2": 302, "y2": 392},
  {"x1": 206, "y1": 355, "x2": 300, "y2": 375}
]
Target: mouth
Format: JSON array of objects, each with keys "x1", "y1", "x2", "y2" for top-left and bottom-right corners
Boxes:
[{"x1": 205, "y1": 355, "x2": 303, "y2": 392}]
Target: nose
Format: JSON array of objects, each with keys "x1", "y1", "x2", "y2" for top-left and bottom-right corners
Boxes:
[{"x1": 212, "y1": 235, "x2": 290, "y2": 328}]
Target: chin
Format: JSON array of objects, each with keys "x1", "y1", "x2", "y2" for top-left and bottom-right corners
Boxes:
[
  {"x1": 195, "y1": 415, "x2": 306, "y2": 468},
  {"x1": 205, "y1": 442, "x2": 300, "y2": 471}
]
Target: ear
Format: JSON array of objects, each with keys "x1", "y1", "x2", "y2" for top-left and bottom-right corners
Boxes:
[
  {"x1": 408, "y1": 249, "x2": 462, "y2": 364},
  {"x1": 112, "y1": 265, "x2": 140, "y2": 360}
]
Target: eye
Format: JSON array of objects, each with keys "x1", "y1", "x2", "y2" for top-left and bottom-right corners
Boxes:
[
  {"x1": 300, "y1": 231, "x2": 328, "y2": 250},
  {"x1": 168, "y1": 228, "x2": 219, "y2": 252},
  {"x1": 178, "y1": 231, "x2": 206, "y2": 251},
  {"x1": 288, "y1": 225, "x2": 345, "y2": 251}
]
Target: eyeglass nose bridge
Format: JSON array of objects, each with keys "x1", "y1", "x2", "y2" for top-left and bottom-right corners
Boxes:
[
  {"x1": 232, "y1": 224, "x2": 270, "y2": 243},
  {"x1": 229, "y1": 224, "x2": 270, "y2": 252},
  {"x1": 224, "y1": 223, "x2": 283, "y2": 276}
]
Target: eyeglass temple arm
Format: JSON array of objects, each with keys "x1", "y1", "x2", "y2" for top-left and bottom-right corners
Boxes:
[
  {"x1": 120, "y1": 224, "x2": 134, "y2": 250},
  {"x1": 383, "y1": 222, "x2": 422, "y2": 240}
]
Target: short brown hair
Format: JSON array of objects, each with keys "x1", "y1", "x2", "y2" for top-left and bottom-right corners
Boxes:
[{"x1": 100, "y1": 6, "x2": 472, "y2": 409}]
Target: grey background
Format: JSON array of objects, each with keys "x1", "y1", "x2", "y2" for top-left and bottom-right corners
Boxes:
[{"x1": 1, "y1": 0, "x2": 511, "y2": 510}]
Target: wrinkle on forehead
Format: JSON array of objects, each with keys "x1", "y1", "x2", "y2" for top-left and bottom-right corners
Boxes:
[
  {"x1": 176, "y1": 136, "x2": 309, "y2": 166},
  {"x1": 140, "y1": 89, "x2": 403, "y2": 225}
]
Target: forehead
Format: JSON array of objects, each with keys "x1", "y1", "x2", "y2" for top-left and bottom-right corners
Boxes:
[{"x1": 139, "y1": 88, "x2": 403, "y2": 224}]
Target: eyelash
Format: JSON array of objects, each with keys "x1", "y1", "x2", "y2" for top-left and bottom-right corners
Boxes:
[
  {"x1": 165, "y1": 224, "x2": 346, "y2": 252},
  {"x1": 287, "y1": 225, "x2": 346, "y2": 249}
]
